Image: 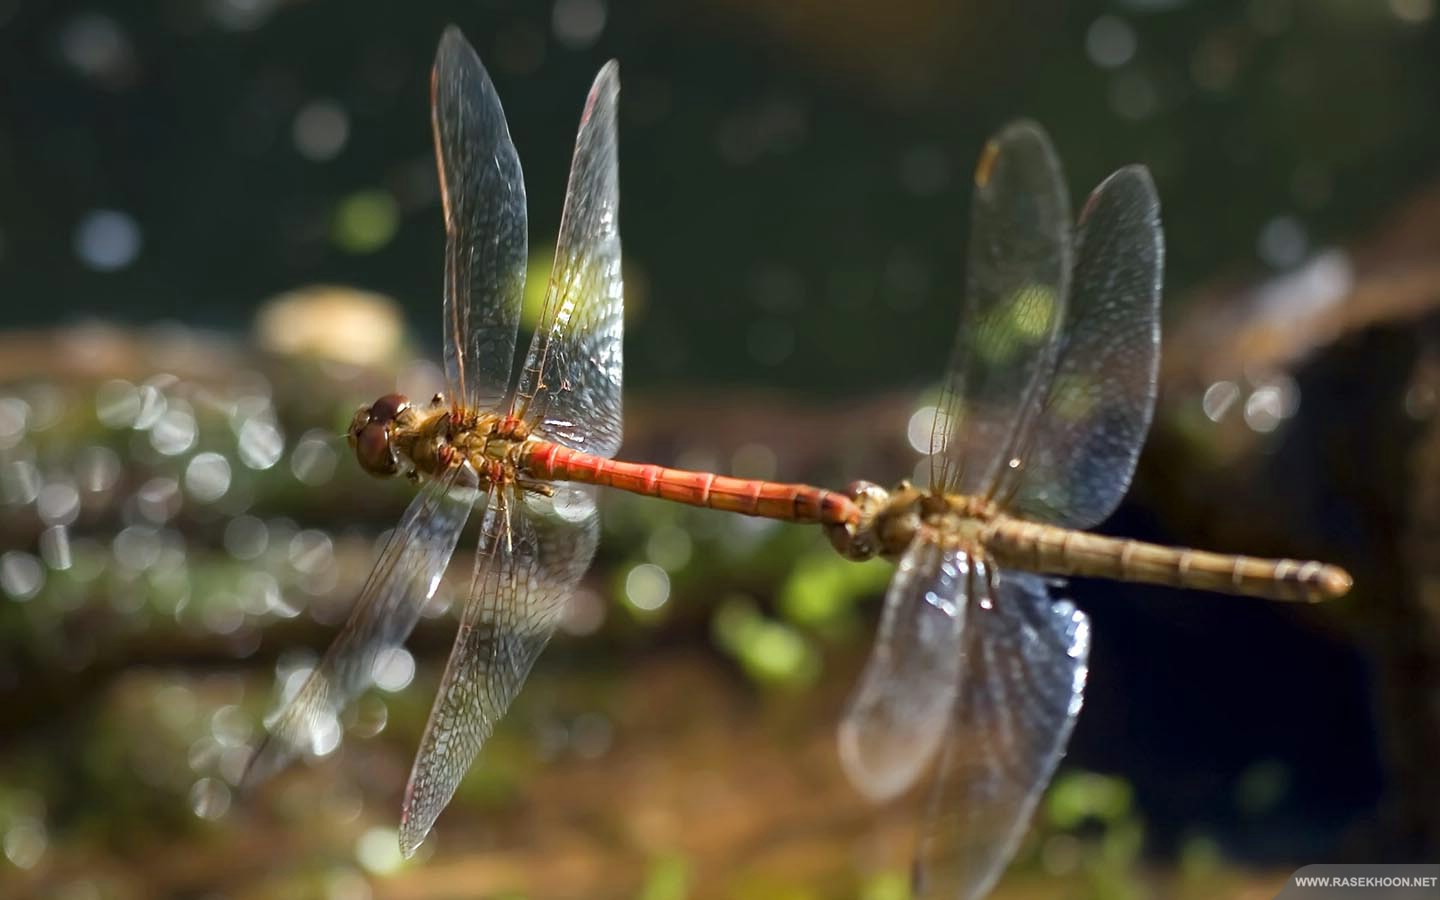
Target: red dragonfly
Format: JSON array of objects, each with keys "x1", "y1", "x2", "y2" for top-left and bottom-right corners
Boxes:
[
  {"x1": 245, "y1": 27, "x2": 860, "y2": 856},
  {"x1": 818, "y1": 123, "x2": 1352, "y2": 898}
]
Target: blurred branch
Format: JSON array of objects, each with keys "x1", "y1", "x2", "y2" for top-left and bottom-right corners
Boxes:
[{"x1": 1152, "y1": 175, "x2": 1440, "y2": 857}]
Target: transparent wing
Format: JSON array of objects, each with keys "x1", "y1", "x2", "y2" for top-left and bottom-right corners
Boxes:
[
  {"x1": 838, "y1": 533, "x2": 974, "y2": 802},
  {"x1": 244, "y1": 466, "x2": 481, "y2": 785},
  {"x1": 997, "y1": 166, "x2": 1163, "y2": 528},
  {"x1": 912, "y1": 570, "x2": 1090, "y2": 900},
  {"x1": 513, "y1": 61, "x2": 624, "y2": 458},
  {"x1": 931, "y1": 120, "x2": 1072, "y2": 498},
  {"x1": 432, "y1": 26, "x2": 528, "y2": 414},
  {"x1": 398, "y1": 482, "x2": 599, "y2": 856}
]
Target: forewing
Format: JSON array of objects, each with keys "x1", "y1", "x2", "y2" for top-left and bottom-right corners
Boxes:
[
  {"x1": 998, "y1": 166, "x2": 1163, "y2": 528},
  {"x1": 838, "y1": 533, "x2": 971, "y2": 802},
  {"x1": 513, "y1": 61, "x2": 624, "y2": 458},
  {"x1": 912, "y1": 570, "x2": 1090, "y2": 900},
  {"x1": 931, "y1": 121, "x2": 1072, "y2": 498},
  {"x1": 398, "y1": 483, "x2": 599, "y2": 856},
  {"x1": 433, "y1": 27, "x2": 528, "y2": 413},
  {"x1": 244, "y1": 467, "x2": 480, "y2": 785}
]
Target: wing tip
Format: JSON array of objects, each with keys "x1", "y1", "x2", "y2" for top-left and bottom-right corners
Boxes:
[
  {"x1": 433, "y1": 24, "x2": 491, "y2": 90},
  {"x1": 997, "y1": 117, "x2": 1049, "y2": 144},
  {"x1": 397, "y1": 823, "x2": 426, "y2": 860},
  {"x1": 437, "y1": 24, "x2": 468, "y2": 55},
  {"x1": 837, "y1": 719, "x2": 924, "y2": 803},
  {"x1": 974, "y1": 119, "x2": 1068, "y2": 226},
  {"x1": 990, "y1": 119, "x2": 1059, "y2": 166},
  {"x1": 397, "y1": 796, "x2": 433, "y2": 859},
  {"x1": 1081, "y1": 163, "x2": 1161, "y2": 225},
  {"x1": 582, "y1": 60, "x2": 622, "y2": 126}
]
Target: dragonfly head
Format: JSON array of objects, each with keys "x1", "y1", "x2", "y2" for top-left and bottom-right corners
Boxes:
[{"x1": 347, "y1": 393, "x2": 412, "y2": 478}]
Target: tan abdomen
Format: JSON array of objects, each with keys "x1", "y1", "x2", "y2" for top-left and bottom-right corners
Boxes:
[{"x1": 987, "y1": 516, "x2": 1352, "y2": 602}]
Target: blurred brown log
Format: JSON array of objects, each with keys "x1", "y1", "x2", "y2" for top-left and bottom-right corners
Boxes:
[{"x1": 1154, "y1": 177, "x2": 1440, "y2": 858}]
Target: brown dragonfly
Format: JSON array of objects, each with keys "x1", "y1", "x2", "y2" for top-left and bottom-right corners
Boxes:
[
  {"x1": 818, "y1": 122, "x2": 1352, "y2": 898},
  {"x1": 245, "y1": 27, "x2": 861, "y2": 857}
]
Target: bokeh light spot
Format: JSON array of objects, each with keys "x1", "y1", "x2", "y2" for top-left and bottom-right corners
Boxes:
[
  {"x1": 74, "y1": 209, "x2": 142, "y2": 271},
  {"x1": 95, "y1": 379, "x2": 141, "y2": 427},
  {"x1": 1086, "y1": 15, "x2": 1137, "y2": 68},
  {"x1": 625, "y1": 562, "x2": 670, "y2": 612},
  {"x1": 40, "y1": 525, "x2": 72, "y2": 571},
  {"x1": 1390, "y1": 0, "x2": 1434, "y2": 24},
  {"x1": 372, "y1": 647, "x2": 416, "y2": 693},
  {"x1": 355, "y1": 827, "x2": 405, "y2": 875},
  {"x1": 0, "y1": 551, "x2": 43, "y2": 601},
  {"x1": 37, "y1": 481, "x2": 80, "y2": 526},
  {"x1": 189, "y1": 777, "x2": 231, "y2": 820},
  {"x1": 552, "y1": 0, "x2": 607, "y2": 49},
  {"x1": 293, "y1": 99, "x2": 350, "y2": 161},
  {"x1": 333, "y1": 190, "x2": 400, "y2": 254},
  {"x1": 0, "y1": 396, "x2": 28, "y2": 448},
  {"x1": 186, "y1": 452, "x2": 233, "y2": 502},
  {"x1": 3, "y1": 818, "x2": 47, "y2": 869},
  {"x1": 1257, "y1": 215, "x2": 1308, "y2": 269},
  {"x1": 292, "y1": 430, "x2": 338, "y2": 485},
  {"x1": 237, "y1": 418, "x2": 284, "y2": 470},
  {"x1": 224, "y1": 515, "x2": 269, "y2": 560},
  {"x1": 1202, "y1": 381, "x2": 1240, "y2": 422}
]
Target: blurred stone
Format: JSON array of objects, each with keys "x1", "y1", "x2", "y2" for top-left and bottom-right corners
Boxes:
[{"x1": 254, "y1": 285, "x2": 408, "y2": 368}]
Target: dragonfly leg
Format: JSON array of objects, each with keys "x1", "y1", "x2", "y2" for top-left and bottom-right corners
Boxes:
[{"x1": 517, "y1": 479, "x2": 556, "y2": 498}]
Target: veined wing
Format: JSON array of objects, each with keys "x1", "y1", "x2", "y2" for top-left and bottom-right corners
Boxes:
[
  {"x1": 398, "y1": 482, "x2": 599, "y2": 856},
  {"x1": 433, "y1": 27, "x2": 528, "y2": 414},
  {"x1": 996, "y1": 166, "x2": 1163, "y2": 528},
  {"x1": 513, "y1": 61, "x2": 623, "y2": 459},
  {"x1": 930, "y1": 121, "x2": 1072, "y2": 498},
  {"x1": 244, "y1": 465, "x2": 481, "y2": 785},
  {"x1": 913, "y1": 570, "x2": 1089, "y2": 900},
  {"x1": 838, "y1": 533, "x2": 975, "y2": 802}
]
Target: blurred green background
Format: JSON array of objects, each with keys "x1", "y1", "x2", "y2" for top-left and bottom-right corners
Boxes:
[{"x1": 1, "y1": 1, "x2": 1437, "y2": 898}]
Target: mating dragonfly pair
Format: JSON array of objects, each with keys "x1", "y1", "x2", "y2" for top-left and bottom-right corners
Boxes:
[{"x1": 244, "y1": 26, "x2": 1351, "y2": 899}]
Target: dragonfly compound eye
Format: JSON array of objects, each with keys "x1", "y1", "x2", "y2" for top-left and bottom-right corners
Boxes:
[
  {"x1": 354, "y1": 421, "x2": 400, "y2": 477},
  {"x1": 349, "y1": 393, "x2": 411, "y2": 478},
  {"x1": 366, "y1": 393, "x2": 412, "y2": 425}
]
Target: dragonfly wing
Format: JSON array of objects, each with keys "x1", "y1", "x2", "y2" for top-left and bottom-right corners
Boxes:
[
  {"x1": 513, "y1": 61, "x2": 624, "y2": 459},
  {"x1": 398, "y1": 483, "x2": 599, "y2": 856},
  {"x1": 931, "y1": 121, "x2": 1072, "y2": 498},
  {"x1": 432, "y1": 27, "x2": 528, "y2": 413},
  {"x1": 244, "y1": 465, "x2": 481, "y2": 786},
  {"x1": 912, "y1": 570, "x2": 1090, "y2": 900},
  {"x1": 1000, "y1": 166, "x2": 1163, "y2": 528},
  {"x1": 838, "y1": 533, "x2": 973, "y2": 802}
]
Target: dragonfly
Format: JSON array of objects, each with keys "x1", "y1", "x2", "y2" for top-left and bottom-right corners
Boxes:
[
  {"x1": 817, "y1": 121, "x2": 1353, "y2": 899},
  {"x1": 245, "y1": 26, "x2": 863, "y2": 856}
]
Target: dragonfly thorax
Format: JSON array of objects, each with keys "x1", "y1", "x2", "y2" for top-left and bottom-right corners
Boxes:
[
  {"x1": 347, "y1": 393, "x2": 533, "y2": 486},
  {"x1": 829, "y1": 479, "x2": 1000, "y2": 561}
]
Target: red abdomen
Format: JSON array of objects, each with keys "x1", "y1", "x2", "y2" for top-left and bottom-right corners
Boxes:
[{"x1": 525, "y1": 441, "x2": 858, "y2": 526}]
